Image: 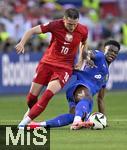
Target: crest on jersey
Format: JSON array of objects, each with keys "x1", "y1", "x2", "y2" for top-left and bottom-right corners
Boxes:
[
  {"x1": 65, "y1": 33, "x2": 73, "y2": 42},
  {"x1": 103, "y1": 74, "x2": 109, "y2": 83},
  {"x1": 105, "y1": 74, "x2": 109, "y2": 81}
]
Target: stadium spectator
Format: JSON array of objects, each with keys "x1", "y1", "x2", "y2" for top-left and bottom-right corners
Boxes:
[
  {"x1": 16, "y1": 8, "x2": 88, "y2": 128},
  {"x1": 120, "y1": 20, "x2": 127, "y2": 46},
  {"x1": 0, "y1": 23, "x2": 14, "y2": 52},
  {"x1": 0, "y1": 23, "x2": 9, "y2": 42},
  {"x1": 0, "y1": 0, "x2": 126, "y2": 53}
]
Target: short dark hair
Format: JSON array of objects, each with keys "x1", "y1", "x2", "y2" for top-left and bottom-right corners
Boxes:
[
  {"x1": 104, "y1": 40, "x2": 120, "y2": 50},
  {"x1": 64, "y1": 8, "x2": 79, "y2": 19}
]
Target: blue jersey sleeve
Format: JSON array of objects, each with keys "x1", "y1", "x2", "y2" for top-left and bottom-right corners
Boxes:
[{"x1": 93, "y1": 50, "x2": 104, "y2": 60}]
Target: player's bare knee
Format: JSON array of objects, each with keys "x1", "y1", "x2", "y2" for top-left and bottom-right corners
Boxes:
[
  {"x1": 75, "y1": 93, "x2": 86, "y2": 101},
  {"x1": 74, "y1": 85, "x2": 92, "y2": 102}
]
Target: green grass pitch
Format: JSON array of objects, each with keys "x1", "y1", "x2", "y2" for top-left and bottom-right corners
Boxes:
[{"x1": 0, "y1": 91, "x2": 127, "y2": 150}]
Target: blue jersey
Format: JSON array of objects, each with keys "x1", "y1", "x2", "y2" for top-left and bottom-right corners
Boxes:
[{"x1": 66, "y1": 50, "x2": 109, "y2": 107}]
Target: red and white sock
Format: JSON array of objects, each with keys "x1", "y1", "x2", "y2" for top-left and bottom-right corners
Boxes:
[
  {"x1": 27, "y1": 93, "x2": 38, "y2": 108},
  {"x1": 28, "y1": 89, "x2": 54, "y2": 120}
]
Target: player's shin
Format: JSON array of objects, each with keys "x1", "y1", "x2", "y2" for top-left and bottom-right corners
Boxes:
[
  {"x1": 74, "y1": 98, "x2": 93, "y2": 121},
  {"x1": 27, "y1": 93, "x2": 38, "y2": 108},
  {"x1": 18, "y1": 90, "x2": 54, "y2": 127},
  {"x1": 22, "y1": 93, "x2": 38, "y2": 119},
  {"x1": 28, "y1": 89, "x2": 54, "y2": 120},
  {"x1": 71, "y1": 98, "x2": 93, "y2": 129}
]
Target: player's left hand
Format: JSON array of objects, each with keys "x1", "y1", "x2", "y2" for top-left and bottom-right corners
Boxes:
[
  {"x1": 74, "y1": 64, "x2": 81, "y2": 70},
  {"x1": 74, "y1": 62, "x2": 83, "y2": 70}
]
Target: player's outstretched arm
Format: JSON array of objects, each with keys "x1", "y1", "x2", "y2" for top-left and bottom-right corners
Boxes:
[
  {"x1": 75, "y1": 42, "x2": 96, "y2": 70},
  {"x1": 15, "y1": 25, "x2": 42, "y2": 54},
  {"x1": 75, "y1": 41, "x2": 88, "y2": 70},
  {"x1": 96, "y1": 88, "x2": 106, "y2": 115}
]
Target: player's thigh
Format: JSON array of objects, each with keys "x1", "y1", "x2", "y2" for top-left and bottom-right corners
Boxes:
[
  {"x1": 74, "y1": 85, "x2": 92, "y2": 102},
  {"x1": 47, "y1": 79, "x2": 62, "y2": 94},
  {"x1": 33, "y1": 62, "x2": 52, "y2": 86},
  {"x1": 50, "y1": 67, "x2": 72, "y2": 88},
  {"x1": 29, "y1": 82, "x2": 43, "y2": 96},
  {"x1": 48, "y1": 67, "x2": 72, "y2": 93}
]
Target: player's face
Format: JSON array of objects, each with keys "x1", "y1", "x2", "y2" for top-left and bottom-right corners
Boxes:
[
  {"x1": 63, "y1": 17, "x2": 78, "y2": 32},
  {"x1": 104, "y1": 45, "x2": 119, "y2": 63}
]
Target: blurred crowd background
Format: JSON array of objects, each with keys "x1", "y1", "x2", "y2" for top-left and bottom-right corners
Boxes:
[{"x1": 0, "y1": 0, "x2": 127, "y2": 53}]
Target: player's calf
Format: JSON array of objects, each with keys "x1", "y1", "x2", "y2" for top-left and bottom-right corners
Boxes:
[{"x1": 27, "y1": 93, "x2": 38, "y2": 108}]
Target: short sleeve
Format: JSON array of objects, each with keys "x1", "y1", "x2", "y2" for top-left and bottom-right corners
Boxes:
[
  {"x1": 93, "y1": 50, "x2": 104, "y2": 59},
  {"x1": 81, "y1": 27, "x2": 88, "y2": 42},
  {"x1": 40, "y1": 21, "x2": 54, "y2": 33}
]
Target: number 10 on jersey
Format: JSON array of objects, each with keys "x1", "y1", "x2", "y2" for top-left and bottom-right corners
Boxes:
[{"x1": 61, "y1": 46, "x2": 69, "y2": 54}]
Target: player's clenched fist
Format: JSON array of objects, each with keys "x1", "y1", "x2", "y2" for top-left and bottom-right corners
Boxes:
[{"x1": 15, "y1": 42, "x2": 25, "y2": 54}]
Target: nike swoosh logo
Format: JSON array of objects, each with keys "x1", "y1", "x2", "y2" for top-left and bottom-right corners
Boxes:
[{"x1": 64, "y1": 42, "x2": 70, "y2": 44}]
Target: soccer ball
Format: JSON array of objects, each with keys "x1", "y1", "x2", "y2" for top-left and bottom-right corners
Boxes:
[{"x1": 89, "y1": 112, "x2": 107, "y2": 129}]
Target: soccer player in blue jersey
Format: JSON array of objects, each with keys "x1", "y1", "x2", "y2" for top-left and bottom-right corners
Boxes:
[{"x1": 28, "y1": 40, "x2": 120, "y2": 129}]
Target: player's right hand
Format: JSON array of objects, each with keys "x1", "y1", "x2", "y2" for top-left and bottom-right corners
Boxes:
[{"x1": 15, "y1": 42, "x2": 25, "y2": 54}]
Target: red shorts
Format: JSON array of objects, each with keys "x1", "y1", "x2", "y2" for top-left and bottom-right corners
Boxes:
[{"x1": 33, "y1": 62, "x2": 73, "y2": 87}]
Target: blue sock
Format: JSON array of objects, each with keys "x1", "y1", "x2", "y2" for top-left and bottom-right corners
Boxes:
[
  {"x1": 75, "y1": 98, "x2": 93, "y2": 121},
  {"x1": 46, "y1": 113, "x2": 74, "y2": 127}
]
